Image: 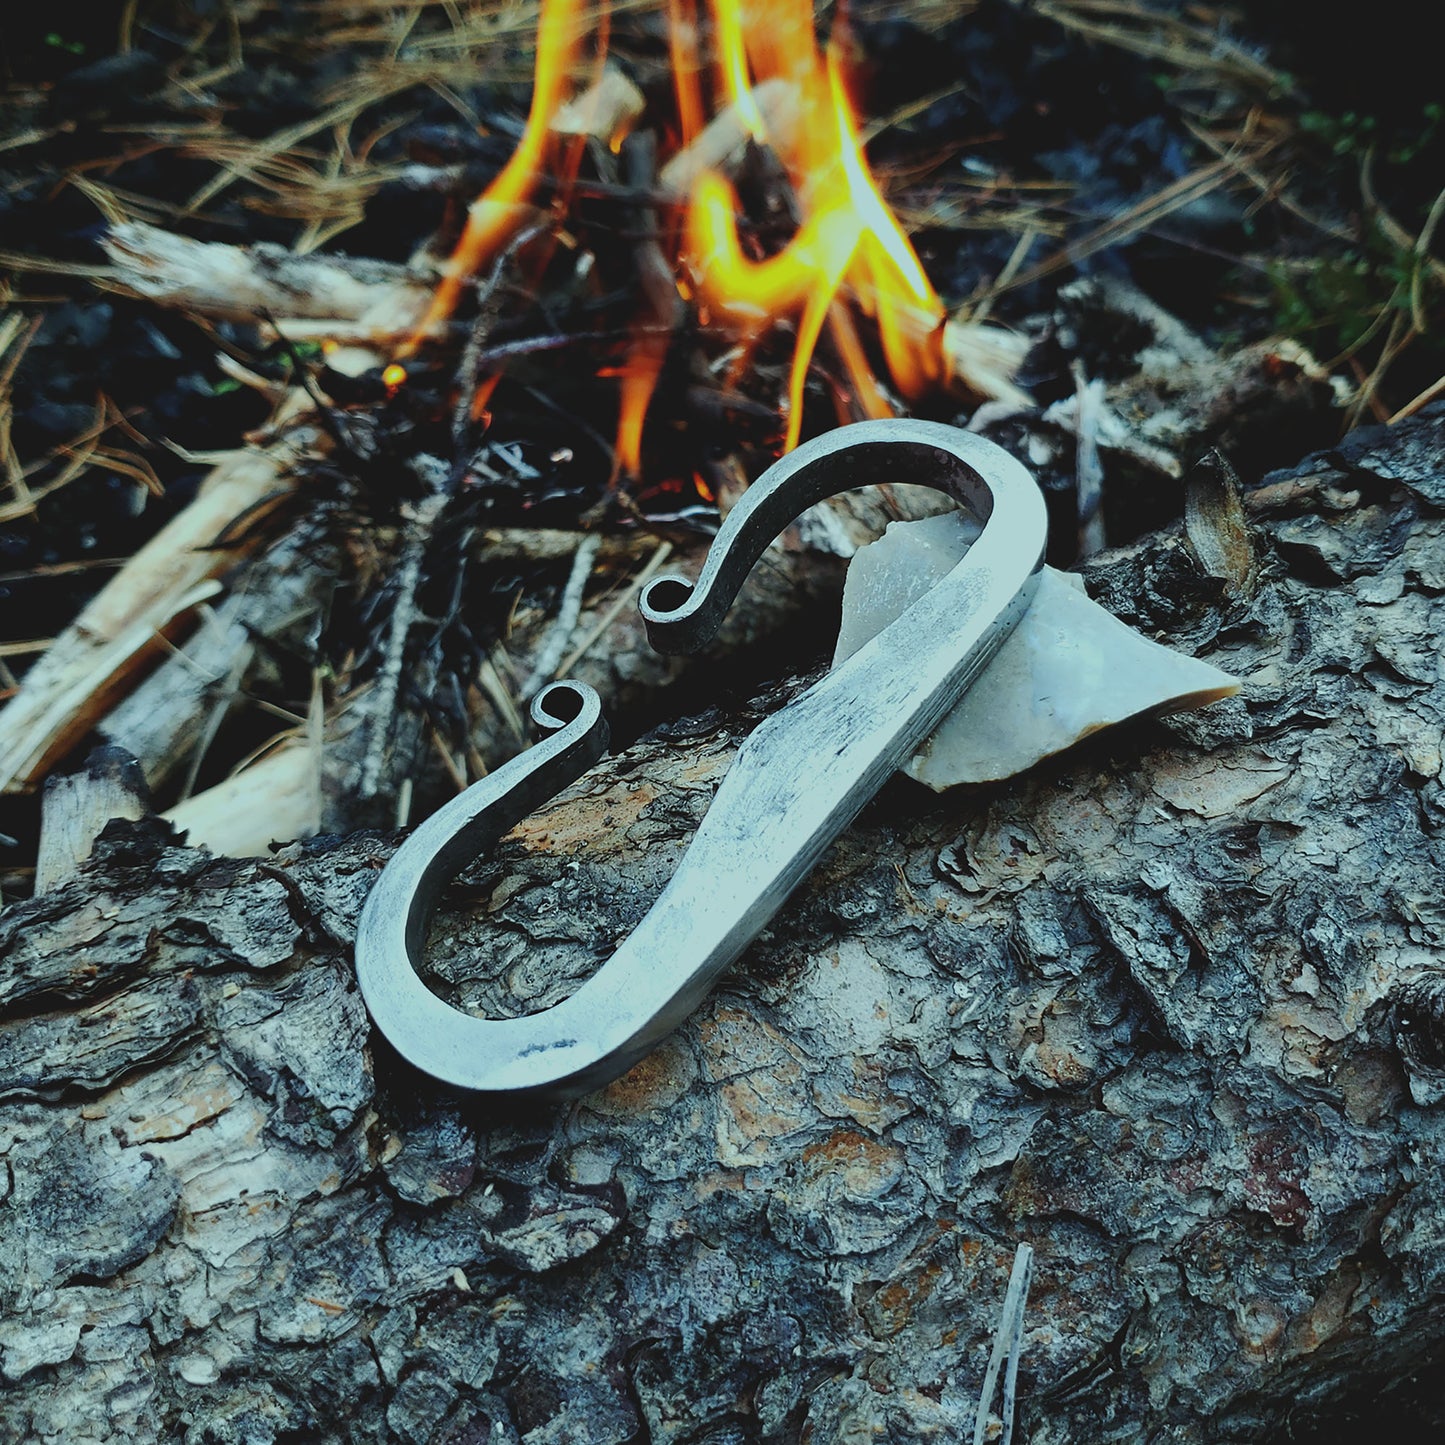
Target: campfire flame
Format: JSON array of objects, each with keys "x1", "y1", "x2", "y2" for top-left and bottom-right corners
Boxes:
[
  {"x1": 664, "y1": 0, "x2": 706, "y2": 146},
  {"x1": 408, "y1": 0, "x2": 957, "y2": 471},
  {"x1": 400, "y1": 0, "x2": 586, "y2": 358},
  {"x1": 687, "y1": 38, "x2": 946, "y2": 450}
]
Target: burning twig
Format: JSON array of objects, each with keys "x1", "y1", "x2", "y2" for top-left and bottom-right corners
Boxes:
[
  {"x1": 657, "y1": 77, "x2": 804, "y2": 195},
  {"x1": 451, "y1": 220, "x2": 553, "y2": 449},
  {"x1": 461, "y1": 325, "x2": 677, "y2": 371},
  {"x1": 614, "y1": 128, "x2": 684, "y2": 479},
  {"x1": 551, "y1": 62, "x2": 646, "y2": 141}
]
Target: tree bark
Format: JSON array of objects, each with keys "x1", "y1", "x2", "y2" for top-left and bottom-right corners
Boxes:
[{"x1": 3, "y1": 407, "x2": 1445, "y2": 1444}]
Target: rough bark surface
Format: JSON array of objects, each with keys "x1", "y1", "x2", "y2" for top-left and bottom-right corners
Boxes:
[{"x1": 4, "y1": 409, "x2": 1445, "y2": 1444}]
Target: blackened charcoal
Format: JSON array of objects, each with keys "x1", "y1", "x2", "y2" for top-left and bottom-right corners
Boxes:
[
  {"x1": 20, "y1": 399, "x2": 96, "y2": 443},
  {"x1": 359, "y1": 185, "x2": 451, "y2": 263},
  {"x1": 210, "y1": 54, "x2": 354, "y2": 139},
  {"x1": 851, "y1": 18, "x2": 961, "y2": 116},
  {"x1": 1039, "y1": 116, "x2": 1191, "y2": 209},
  {"x1": 135, "y1": 318, "x2": 182, "y2": 362},
  {"x1": 36, "y1": 300, "x2": 113, "y2": 353},
  {"x1": 862, "y1": 0, "x2": 1181, "y2": 176},
  {"x1": 393, "y1": 122, "x2": 518, "y2": 169},
  {"x1": 48, "y1": 50, "x2": 167, "y2": 118},
  {"x1": 318, "y1": 367, "x2": 391, "y2": 407}
]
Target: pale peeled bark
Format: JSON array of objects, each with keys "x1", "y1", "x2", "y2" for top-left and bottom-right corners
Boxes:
[
  {"x1": 551, "y1": 64, "x2": 646, "y2": 141},
  {"x1": 33, "y1": 746, "x2": 151, "y2": 894},
  {"x1": 102, "y1": 222, "x2": 435, "y2": 338},
  {"x1": 0, "y1": 406, "x2": 318, "y2": 795},
  {"x1": 657, "y1": 78, "x2": 805, "y2": 195},
  {"x1": 162, "y1": 740, "x2": 320, "y2": 860}
]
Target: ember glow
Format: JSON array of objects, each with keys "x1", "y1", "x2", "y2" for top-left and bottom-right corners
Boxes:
[{"x1": 412, "y1": 0, "x2": 953, "y2": 469}]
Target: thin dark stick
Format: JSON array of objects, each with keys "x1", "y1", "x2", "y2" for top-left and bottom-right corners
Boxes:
[{"x1": 468, "y1": 324, "x2": 677, "y2": 370}]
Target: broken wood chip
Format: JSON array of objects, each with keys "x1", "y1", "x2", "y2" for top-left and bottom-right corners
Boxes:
[
  {"x1": 1184, "y1": 449, "x2": 1260, "y2": 601},
  {"x1": 34, "y1": 745, "x2": 152, "y2": 894}
]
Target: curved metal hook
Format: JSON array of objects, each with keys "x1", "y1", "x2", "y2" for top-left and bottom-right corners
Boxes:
[{"x1": 356, "y1": 419, "x2": 1047, "y2": 1097}]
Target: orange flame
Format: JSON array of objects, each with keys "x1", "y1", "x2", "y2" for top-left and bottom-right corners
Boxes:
[
  {"x1": 710, "y1": 0, "x2": 765, "y2": 142},
  {"x1": 685, "y1": 34, "x2": 945, "y2": 450},
  {"x1": 665, "y1": 0, "x2": 705, "y2": 146},
  {"x1": 399, "y1": 0, "x2": 585, "y2": 358},
  {"x1": 412, "y1": 0, "x2": 949, "y2": 474},
  {"x1": 613, "y1": 340, "x2": 667, "y2": 479}
]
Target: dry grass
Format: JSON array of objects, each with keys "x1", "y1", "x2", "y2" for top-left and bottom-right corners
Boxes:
[
  {"x1": 1036, "y1": 0, "x2": 1291, "y2": 103},
  {"x1": 0, "y1": 388, "x2": 161, "y2": 528}
]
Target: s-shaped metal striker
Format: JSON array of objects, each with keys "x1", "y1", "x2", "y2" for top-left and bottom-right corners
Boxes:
[{"x1": 355, "y1": 419, "x2": 1048, "y2": 1097}]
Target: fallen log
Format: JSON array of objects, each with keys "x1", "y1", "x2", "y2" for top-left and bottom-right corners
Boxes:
[{"x1": 2, "y1": 406, "x2": 1445, "y2": 1441}]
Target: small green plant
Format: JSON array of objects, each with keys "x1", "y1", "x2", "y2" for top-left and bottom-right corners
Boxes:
[
  {"x1": 1271, "y1": 99, "x2": 1444, "y2": 420},
  {"x1": 1299, "y1": 103, "x2": 1442, "y2": 166},
  {"x1": 1269, "y1": 225, "x2": 1432, "y2": 360}
]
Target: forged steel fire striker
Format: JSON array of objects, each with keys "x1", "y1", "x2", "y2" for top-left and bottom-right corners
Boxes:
[{"x1": 355, "y1": 419, "x2": 1047, "y2": 1096}]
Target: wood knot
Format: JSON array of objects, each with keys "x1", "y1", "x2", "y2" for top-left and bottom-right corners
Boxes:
[{"x1": 1391, "y1": 976, "x2": 1445, "y2": 1106}]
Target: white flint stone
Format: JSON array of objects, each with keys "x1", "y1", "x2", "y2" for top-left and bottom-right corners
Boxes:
[{"x1": 833, "y1": 511, "x2": 1240, "y2": 789}]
